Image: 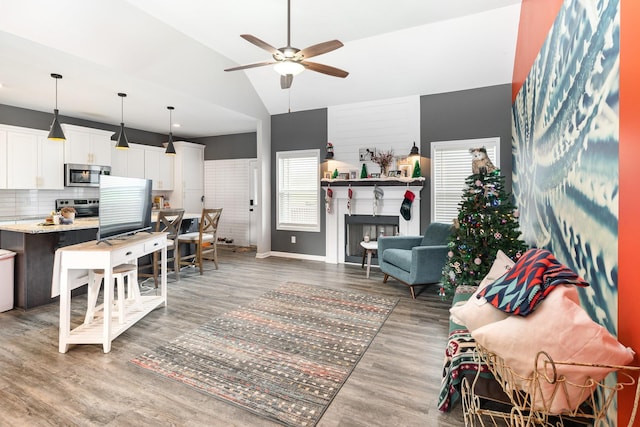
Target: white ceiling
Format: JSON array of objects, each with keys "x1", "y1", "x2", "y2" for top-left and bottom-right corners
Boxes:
[{"x1": 0, "y1": 0, "x2": 522, "y2": 139}]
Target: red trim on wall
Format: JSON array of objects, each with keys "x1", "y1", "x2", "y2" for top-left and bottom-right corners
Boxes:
[
  {"x1": 514, "y1": 0, "x2": 638, "y2": 423},
  {"x1": 618, "y1": 0, "x2": 640, "y2": 423},
  {"x1": 511, "y1": 0, "x2": 564, "y2": 102}
]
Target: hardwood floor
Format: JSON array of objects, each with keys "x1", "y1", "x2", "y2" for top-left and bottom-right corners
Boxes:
[{"x1": 0, "y1": 247, "x2": 466, "y2": 427}]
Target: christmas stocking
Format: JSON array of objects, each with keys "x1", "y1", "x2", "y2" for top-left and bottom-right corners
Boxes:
[
  {"x1": 400, "y1": 190, "x2": 415, "y2": 220},
  {"x1": 325, "y1": 188, "x2": 333, "y2": 214}
]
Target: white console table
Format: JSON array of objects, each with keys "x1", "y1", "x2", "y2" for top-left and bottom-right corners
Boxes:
[{"x1": 54, "y1": 232, "x2": 168, "y2": 353}]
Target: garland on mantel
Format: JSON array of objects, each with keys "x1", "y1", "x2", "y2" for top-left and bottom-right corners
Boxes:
[{"x1": 321, "y1": 177, "x2": 425, "y2": 187}]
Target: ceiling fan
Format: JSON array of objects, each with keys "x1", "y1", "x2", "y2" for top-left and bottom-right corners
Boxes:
[{"x1": 224, "y1": 0, "x2": 348, "y2": 89}]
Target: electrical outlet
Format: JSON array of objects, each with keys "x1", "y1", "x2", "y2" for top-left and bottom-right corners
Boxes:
[{"x1": 291, "y1": 236, "x2": 296, "y2": 244}]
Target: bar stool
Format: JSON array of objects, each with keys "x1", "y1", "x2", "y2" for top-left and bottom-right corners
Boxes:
[
  {"x1": 138, "y1": 209, "x2": 184, "y2": 287},
  {"x1": 176, "y1": 208, "x2": 222, "y2": 274},
  {"x1": 84, "y1": 263, "x2": 142, "y2": 325}
]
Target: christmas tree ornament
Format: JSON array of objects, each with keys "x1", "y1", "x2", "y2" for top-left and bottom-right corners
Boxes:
[
  {"x1": 469, "y1": 147, "x2": 497, "y2": 174},
  {"x1": 332, "y1": 168, "x2": 339, "y2": 179},
  {"x1": 400, "y1": 190, "x2": 415, "y2": 220}
]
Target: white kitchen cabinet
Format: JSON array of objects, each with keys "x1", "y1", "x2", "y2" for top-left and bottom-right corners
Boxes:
[
  {"x1": 0, "y1": 130, "x2": 7, "y2": 189},
  {"x1": 111, "y1": 143, "x2": 145, "y2": 178},
  {"x1": 2, "y1": 125, "x2": 64, "y2": 190},
  {"x1": 144, "y1": 146, "x2": 174, "y2": 190},
  {"x1": 62, "y1": 124, "x2": 112, "y2": 166},
  {"x1": 172, "y1": 141, "x2": 204, "y2": 213}
]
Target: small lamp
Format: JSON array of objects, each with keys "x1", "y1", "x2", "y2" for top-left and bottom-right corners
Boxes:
[
  {"x1": 408, "y1": 141, "x2": 419, "y2": 157},
  {"x1": 48, "y1": 73, "x2": 66, "y2": 141},
  {"x1": 325, "y1": 142, "x2": 334, "y2": 160},
  {"x1": 115, "y1": 92, "x2": 129, "y2": 149}
]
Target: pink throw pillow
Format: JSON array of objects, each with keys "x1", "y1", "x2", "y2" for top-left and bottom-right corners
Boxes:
[
  {"x1": 450, "y1": 250, "x2": 514, "y2": 331},
  {"x1": 471, "y1": 285, "x2": 635, "y2": 414}
]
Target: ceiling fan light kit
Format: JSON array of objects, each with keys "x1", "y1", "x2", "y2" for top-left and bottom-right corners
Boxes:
[
  {"x1": 224, "y1": 0, "x2": 348, "y2": 89},
  {"x1": 48, "y1": 73, "x2": 66, "y2": 141},
  {"x1": 273, "y1": 60, "x2": 305, "y2": 76}
]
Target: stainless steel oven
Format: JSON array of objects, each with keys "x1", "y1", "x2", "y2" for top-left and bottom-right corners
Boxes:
[{"x1": 64, "y1": 163, "x2": 111, "y2": 187}]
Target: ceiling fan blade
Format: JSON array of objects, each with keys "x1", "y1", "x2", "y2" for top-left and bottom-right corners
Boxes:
[
  {"x1": 224, "y1": 60, "x2": 276, "y2": 72},
  {"x1": 281, "y1": 74, "x2": 293, "y2": 89},
  {"x1": 240, "y1": 34, "x2": 280, "y2": 56},
  {"x1": 298, "y1": 40, "x2": 343, "y2": 60},
  {"x1": 302, "y1": 61, "x2": 349, "y2": 78}
]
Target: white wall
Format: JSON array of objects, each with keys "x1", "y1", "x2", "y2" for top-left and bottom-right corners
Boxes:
[{"x1": 327, "y1": 95, "x2": 420, "y2": 175}]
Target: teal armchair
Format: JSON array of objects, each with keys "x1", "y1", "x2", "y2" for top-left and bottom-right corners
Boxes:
[{"x1": 378, "y1": 222, "x2": 451, "y2": 298}]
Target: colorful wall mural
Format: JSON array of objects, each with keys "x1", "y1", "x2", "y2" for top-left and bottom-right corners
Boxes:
[{"x1": 512, "y1": 0, "x2": 620, "y2": 336}]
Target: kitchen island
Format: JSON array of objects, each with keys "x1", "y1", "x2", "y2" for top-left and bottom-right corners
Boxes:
[{"x1": 0, "y1": 213, "x2": 200, "y2": 310}]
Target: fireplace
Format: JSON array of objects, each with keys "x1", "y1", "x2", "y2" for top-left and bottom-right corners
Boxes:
[
  {"x1": 323, "y1": 180, "x2": 424, "y2": 264},
  {"x1": 345, "y1": 215, "x2": 399, "y2": 264}
]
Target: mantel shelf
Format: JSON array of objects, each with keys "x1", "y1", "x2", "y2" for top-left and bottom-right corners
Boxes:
[{"x1": 321, "y1": 177, "x2": 425, "y2": 187}]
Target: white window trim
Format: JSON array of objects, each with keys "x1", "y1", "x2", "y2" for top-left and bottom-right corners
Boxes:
[
  {"x1": 430, "y1": 137, "x2": 500, "y2": 224},
  {"x1": 276, "y1": 149, "x2": 321, "y2": 232}
]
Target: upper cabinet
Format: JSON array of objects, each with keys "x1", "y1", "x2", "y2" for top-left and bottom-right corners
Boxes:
[
  {"x1": 0, "y1": 130, "x2": 7, "y2": 189},
  {"x1": 62, "y1": 124, "x2": 113, "y2": 166},
  {"x1": 111, "y1": 142, "x2": 145, "y2": 179},
  {"x1": 144, "y1": 146, "x2": 174, "y2": 191},
  {"x1": 111, "y1": 143, "x2": 174, "y2": 190},
  {"x1": 172, "y1": 141, "x2": 204, "y2": 212},
  {"x1": 1, "y1": 125, "x2": 64, "y2": 189}
]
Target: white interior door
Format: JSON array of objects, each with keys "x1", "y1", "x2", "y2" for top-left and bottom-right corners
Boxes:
[
  {"x1": 249, "y1": 159, "x2": 258, "y2": 246},
  {"x1": 204, "y1": 159, "x2": 252, "y2": 247}
]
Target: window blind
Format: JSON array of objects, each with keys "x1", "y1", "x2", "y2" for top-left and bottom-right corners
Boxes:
[
  {"x1": 431, "y1": 139, "x2": 499, "y2": 224},
  {"x1": 277, "y1": 149, "x2": 320, "y2": 232}
]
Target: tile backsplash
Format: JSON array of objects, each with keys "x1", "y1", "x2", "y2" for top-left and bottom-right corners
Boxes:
[{"x1": 0, "y1": 188, "x2": 99, "y2": 220}]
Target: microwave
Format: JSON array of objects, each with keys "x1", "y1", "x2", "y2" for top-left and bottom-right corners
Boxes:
[{"x1": 64, "y1": 163, "x2": 111, "y2": 187}]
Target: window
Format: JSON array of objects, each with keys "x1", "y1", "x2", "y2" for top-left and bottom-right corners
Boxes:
[
  {"x1": 277, "y1": 149, "x2": 320, "y2": 232},
  {"x1": 431, "y1": 138, "x2": 500, "y2": 224}
]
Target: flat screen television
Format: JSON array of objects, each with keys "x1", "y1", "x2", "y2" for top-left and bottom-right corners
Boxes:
[{"x1": 97, "y1": 175, "x2": 153, "y2": 243}]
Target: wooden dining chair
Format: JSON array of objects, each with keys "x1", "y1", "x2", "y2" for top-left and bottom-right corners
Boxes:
[
  {"x1": 138, "y1": 209, "x2": 184, "y2": 287},
  {"x1": 176, "y1": 208, "x2": 222, "y2": 275}
]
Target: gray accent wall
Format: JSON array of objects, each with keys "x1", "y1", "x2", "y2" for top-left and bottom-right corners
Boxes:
[
  {"x1": 192, "y1": 132, "x2": 257, "y2": 161},
  {"x1": 419, "y1": 84, "x2": 513, "y2": 228},
  {"x1": 0, "y1": 104, "x2": 176, "y2": 147},
  {"x1": 271, "y1": 109, "x2": 327, "y2": 256}
]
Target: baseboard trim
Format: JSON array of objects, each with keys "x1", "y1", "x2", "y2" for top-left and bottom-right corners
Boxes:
[{"x1": 266, "y1": 251, "x2": 326, "y2": 262}]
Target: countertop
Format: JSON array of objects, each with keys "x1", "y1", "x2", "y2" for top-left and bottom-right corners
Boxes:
[{"x1": 0, "y1": 212, "x2": 201, "y2": 234}]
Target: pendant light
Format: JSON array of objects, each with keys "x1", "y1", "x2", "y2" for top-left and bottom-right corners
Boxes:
[
  {"x1": 48, "y1": 73, "x2": 66, "y2": 141},
  {"x1": 115, "y1": 92, "x2": 129, "y2": 149},
  {"x1": 165, "y1": 106, "x2": 176, "y2": 155}
]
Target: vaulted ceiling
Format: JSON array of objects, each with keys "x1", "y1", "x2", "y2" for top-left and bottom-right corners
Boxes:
[{"x1": 0, "y1": 0, "x2": 522, "y2": 138}]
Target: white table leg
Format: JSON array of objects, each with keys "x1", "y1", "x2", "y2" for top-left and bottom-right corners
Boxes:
[
  {"x1": 58, "y1": 265, "x2": 70, "y2": 354},
  {"x1": 102, "y1": 268, "x2": 112, "y2": 353},
  {"x1": 366, "y1": 250, "x2": 372, "y2": 278},
  {"x1": 161, "y1": 244, "x2": 167, "y2": 306}
]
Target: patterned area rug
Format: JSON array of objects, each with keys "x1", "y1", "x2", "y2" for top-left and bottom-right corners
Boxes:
[{"x1": 131, "y1": 282, "x2": 398, "y2": 426}]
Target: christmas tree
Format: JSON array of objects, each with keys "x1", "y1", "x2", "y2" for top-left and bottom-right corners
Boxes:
[{"x1": 440, "y1": 170, "x2": 528, "y2": 299}]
